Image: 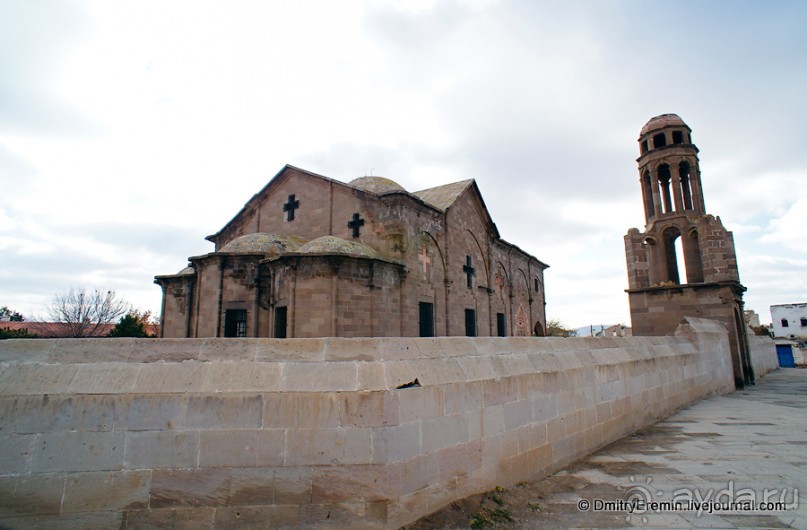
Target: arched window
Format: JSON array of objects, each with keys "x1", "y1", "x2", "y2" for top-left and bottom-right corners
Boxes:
[
  {"x1": 781, "y1": 318, "x2": 789, "y2": 328},
  {"x1": 663, "y1": 226, "x2": 683, "y2": 284},
  {"x1": 642, "y1": 170, "x2": 655, "y2": 218},
  {"x1": 672, "y1": 131, "x2": 684, "y2": 144},
  {"x1": 684, "y1": 230, "x2": 704, "y2": 283},
  {"x1": 679, "y1": 162, "x2": 694, "y2": 211},
  {"x1": 641, "y1": 139, "x2": 649, "y2": 154},
  {"x1": 653, "y1": 133, "x2": 666, "y2": 148},
  {"x1": 657, "y1": 164, "x2": 673, "y2": 214}
]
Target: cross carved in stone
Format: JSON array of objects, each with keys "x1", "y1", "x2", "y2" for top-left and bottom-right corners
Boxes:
[
  {"x1": 463, "y1": 255, "x2": 475, "y2": 289},
  {"x1": 283, "y1": 194, "x2": 300, "y2": 221},
  {"x1": 348, "y1": 213, "x2": 365, "y2": 238},
  {"x1": 418, "y1": 244, "x2": 431, "y2": 276}
]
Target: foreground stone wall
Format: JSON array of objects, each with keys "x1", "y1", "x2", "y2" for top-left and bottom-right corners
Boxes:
[
  {"x1": 748, "y1": 334, "x2": 778, "y2": 377},
  {"x1": 0, "y1": 318, "x2": 735, "y2": 529}
]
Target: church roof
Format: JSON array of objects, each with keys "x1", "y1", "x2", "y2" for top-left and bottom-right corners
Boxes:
[
  {"x1": 218, "y1": 232, "x2": 306, "y2": 258},
  {"x1": 349, "y1": 176, "x2": 407, "y2": 195},
  {"x1": 296, "y1": 236, "x2": 379, "y2": 259},
  {"x1": 412, "y1": 180, "x2": 474, "y2": 211}
]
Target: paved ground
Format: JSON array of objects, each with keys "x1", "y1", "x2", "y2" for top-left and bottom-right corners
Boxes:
[{"x1": 408, "y1": 369, "x2": 807, "y2": 529}]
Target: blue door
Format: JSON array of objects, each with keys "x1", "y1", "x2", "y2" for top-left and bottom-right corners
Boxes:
[{"x1": 776, "y1": 344, "x2": 795, "y2": 368}]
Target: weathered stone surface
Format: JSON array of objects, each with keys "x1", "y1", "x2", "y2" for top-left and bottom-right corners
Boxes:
[
  {"x1": 285, "y1": 428, "x2": 372, "y2": 466},
  {"x1": 1, "y1": 395, "x2": 115, "y2": 434},
  {"x1": 122, "y1": 507, "x2": 216, "y2": 529},
  {"x1": 116, "y1": 394, "x2": 187, "y2": 431},
  {"x1": 282, "y1": 362, "x2": 357, "y2": 391},
  {"x1": 0, "y1": 363, "x2": 78, "y2": 395},
  {"x1": 263, "y1": 392, "x2": 339, "y2": 429},
  {"x1": 339, "y1": 391, "x2": 399, "y2": 427},
  {"x1": 0, "y1": 474, "x2": 64, "y2": 516},
  {"x1": 0, "y1": 434, "x2": 34, "y2": 474},
  {"x1": 150, "y1": 469, "x2": 231, "y2": 508},
  {"x1": 135, "y1": 362, "x2": 205, "y2": 393},
  {"x1": 202, "y1": 362, "x2": 282, "y2": 392},
  {"x1": 62, "y1": 471, "x2": 150, "y2": 513},
  {"x1": 125, "y1": 431, "x2": 198, "y2": 469},
  {"x1": 33, "y1": 431, "x2": 124, "y2": 473},
  {"x1": 69, "y1": 363, "x2": 140, "y2": 394},
  {"x1": 186, "y1": 394, "x2": 263, "y2": 429}
]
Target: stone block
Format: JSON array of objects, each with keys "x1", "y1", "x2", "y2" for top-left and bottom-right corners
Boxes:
[
  {"x1": 256, "y1": 338, "x2": 325, "y2": 362},
  {"x1": 371, "y1": 421, "x2": 421, "y2": 463},
  {"x1": 213, "y1": 506, "x2": 271, "y2": 529},
  {"x1": 457, "y1": 356, "x2": 495, "y2": 381},
  {"x1": 0, "y1": 434, "x2": 34, "y2": 474},
  {"x1": 0, "y1": 364, "x2": 78, "y2": 396},
  {"x1": 0, "y1": 474, "x2": 63, "y2": 516},
  {"x1": 263, "y1": 393, "x2": 339, "y2": 429},
  {"x1": 199, "y1": 338, "x2": 256, "y2": 361},
  {"x1": 199, "y1": 429, "x2": 284, "y2": 468},
  {"x1": 150, "y1": 469, "x2": 231, "y2": 508},
  {"x1": 483, "y1": 376, "x2": 519, "y2": 406},
  {"x1": 443, "y1": 381, "x2": 483, "y2": 414},
  {"x1": 324, "y1": 338, "x2": 378, "y2": 361},
  {"x1": 298, "y1": 502, "x2": 376, "y2": 529},
  {"x1": 33, "y1": 512, "x2": 124, "y2": 529},
  {"x1": 400, "y1": 452, "x2": 437, "y2": 494},
  {"x1": 125, "y1": 431, "x2": 198, "y2": 469},
  {"x1": 397, "y1": 386, "x2": 443, "y2": 423},
  {"x1": 311, "y1": 464, "x2": 401, "y2": 503},
  {"x1": 339, "y1": 391, "x2": 399, "y2": 427},
  {"x1": 69, "y1": 363, "x2": 140, "y2": 394},
  {"x1": 135, "y1": 362, "x2": 205, "y2": 393},
  {"x1": 0, "y1": 339, "x2": 52, "y2": 363},
  {"x1": 62, "y1": 470, "x2": 150, "y2": 513},
  {"x1": 130, "y1": 338, "x2": 202, "y2": 362},
  {"x1": 202, "y1": 362, "x2": 282, "y2": 392},
  {"x1": 357, "y1": 362, "x2": 387, "y2": 391},
  {"x1": 33, "y1": 431, "x2": 124, "y2": 473},
  {"x1": 273, "y1": 467, "x2": 312, "y2": 505},
  {"x1": 503, "y1": 398, "x2": 532, "y2": 430},
  {"x1": 422, "y1": 414, "x2": 469, "y2": 453},
  {"x1": 282, "y1": 362, "x2": 357, "y2": 391},
  {"x1": 228, "y1": 467, "x2": 274, "y2": 506},
  {"x1": 377, "y1": 338, "x2": 420, "y2": 361},
  {"x1": 383, "y1": 360, "x2": 420, "y2": 390},
  {"x1": 116, "y1": 394, "x2": 187, "y2": 431},
  {"x1": 51, "y1": 338, "x2": 132, "y2": 363},
  {"x1": 482, "y1": 405, "x2": 505, "y2": 437},
  {"x1": 186, "y1": 394, "x2": 263, "y2": 429},
  {"x1": 2, "y1": 394, "x2": 115, "y2": 434},
  {"x1": 123, "y1": 507, "x2": 216, "y2": 529},
  {"x1": 285, "y1": 427, "x2": 372, "y2": 466}
]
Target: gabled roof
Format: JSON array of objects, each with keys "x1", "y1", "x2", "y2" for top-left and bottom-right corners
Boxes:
[{"x1": 413, "y1": 180, "x2": 474, "y2": 211}]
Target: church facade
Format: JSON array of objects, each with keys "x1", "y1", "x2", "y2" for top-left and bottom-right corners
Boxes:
[{"x1": 155, "y1": 165, "x2": 548, "y2": 339}]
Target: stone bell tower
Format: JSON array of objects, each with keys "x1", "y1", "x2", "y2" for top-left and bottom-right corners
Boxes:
[{"x1": 625, "y1": 114, "x2": 754, "y2": 388}]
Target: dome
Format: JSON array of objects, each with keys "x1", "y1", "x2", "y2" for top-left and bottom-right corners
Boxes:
[
  {"x1": 349, "y1": 176, "x2": 407, "y2": 195},
  {"x1": 218, "y1": 233, "x2": 306, "y2": 258},
  {"x1": 297, "y1": 236, "x2": 379, "y2": 259},
  {"x1": 176, "y1": 266, "x2": 195, "y2": 276},
  {"x1": 640, "y1": 114, "x2": 688, "y2": 136}
]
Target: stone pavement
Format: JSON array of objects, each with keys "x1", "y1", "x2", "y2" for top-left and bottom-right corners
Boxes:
[{"x1": 508, "y1": 368, "x2": 807, "y2": 529}]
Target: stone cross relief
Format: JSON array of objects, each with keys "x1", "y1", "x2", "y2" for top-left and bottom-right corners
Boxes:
[
  {"x1": 348, "y1": 213, "x2": 365, "y2": 238},
  {"x1": 283, "y1": 194, "x2": 300, "y2": 221},
  {"x1": 463, "y1": 255, "x2": 475, "y2": 289},
  {"x1": 418, "y1": 244, "x2": 431, "y2": 279}
]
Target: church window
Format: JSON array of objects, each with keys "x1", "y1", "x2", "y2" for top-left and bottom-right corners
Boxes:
[
  {"x1": 283, "y1": 194, "x2": 300, "y2": 221},
  {"x1": 497, "y1": 313, "x2": 506, "y2": 337},
  {"x1": 642, "y1": 171, "x2": 655, "y2": 218},
  {"x1": 224, "y1": 309, "x2": 247, "y2": 337},
  {"x1": 781, "y1": 318, "x2": 789, "y2": 328},
  {"x1": 679, "y1": 162, "x2": 693, "y2": 210},
  {"x1": 348, "y1": 213, "x2": 365, "y2": 238},
  {"x1": 641, "y1": 139, "x2": 649, "y2": 153},
  {"x1": 465, "y1": 309, "x2": 477, "y2": 337},
  {"x1": 419, "y1": 302, "x2": 434, "y2": 337},
  {"x1": 672, "y1": 131, "x2": 684, "y2": 144},
  {"x1": 274, "y1": 306, "x2": 288, "y2": 338},
  {"x1": 534, "y1": 278, "x2": 540, "y2": 293},
  {"x1": 653, "y1": 133, "x2": 666, "y2": 148},
  {"x1": 801, "y1": 318, "x2": 807, "y2": 327}
]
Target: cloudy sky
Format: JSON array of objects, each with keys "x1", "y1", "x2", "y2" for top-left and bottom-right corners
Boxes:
[{"x1": 1, "y1": 0, "x2": 805, "y2": 328}]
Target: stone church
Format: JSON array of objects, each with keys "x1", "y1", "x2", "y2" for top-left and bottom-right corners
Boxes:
[
  {"x1": 156, "y1": 165, "x2": 548, "y2": 339},
  {"x1": 624, "y1": 114, "x2": 754, "y2": 388}
]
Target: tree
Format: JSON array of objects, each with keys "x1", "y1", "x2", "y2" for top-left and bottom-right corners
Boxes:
[
  {"x1": 546, "y1": 319, "x2": 578, "y2": 337},
  {"x1": 43, "y1": 287, "x2": 130, "y2": 338},
  {"x1": 108, "y1": 309, "x2": 156, "y2": 338},
  {"x1": 0, "y1": 306, "x2": 25, "y2": 321}
]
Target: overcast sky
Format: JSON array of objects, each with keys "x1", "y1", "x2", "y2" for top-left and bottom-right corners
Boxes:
[{"x1": 1, "y1": 0, "x2": 806, "y2": 328}]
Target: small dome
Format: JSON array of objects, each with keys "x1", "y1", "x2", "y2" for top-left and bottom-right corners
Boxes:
[
  {"x1": 640, "y1": 114, "x2": 688, "y2": 136},
  {"x1": 349, "y1": 176, "x2": 406, "y2": 195},
  {"x1": 298, "y1": 236, "x2": 379, "y2": 258},
  {"x1": 219, "y1": 233, "x2": 306, "y2": 258}
]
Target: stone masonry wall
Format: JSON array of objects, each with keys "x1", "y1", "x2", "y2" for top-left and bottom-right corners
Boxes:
[
  {"x1": 0, "y1": 318, "x2": 736, "y2": 529},
  {"x1": 748, "y1": 334, "x2": 778, "y2": 377}
]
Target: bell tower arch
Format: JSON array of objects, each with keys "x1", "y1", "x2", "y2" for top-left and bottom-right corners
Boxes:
[{"x1": 625, "y1": 114, "x2": 753, "y2": 388}]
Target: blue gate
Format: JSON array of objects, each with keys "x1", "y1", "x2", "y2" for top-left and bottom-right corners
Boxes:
[{"x1": 776, "y1": 344, "x2": 795, "y2": 368}]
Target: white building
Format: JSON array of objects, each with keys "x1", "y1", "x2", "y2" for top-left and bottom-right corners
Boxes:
[{"x1": 770, "y1": 303, "x2": 807, "y2": 340}]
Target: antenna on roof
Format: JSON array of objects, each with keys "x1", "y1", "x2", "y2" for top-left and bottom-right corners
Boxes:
[{"x1": 369, "y1": 168, "x2": 374, "y2": 176}]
